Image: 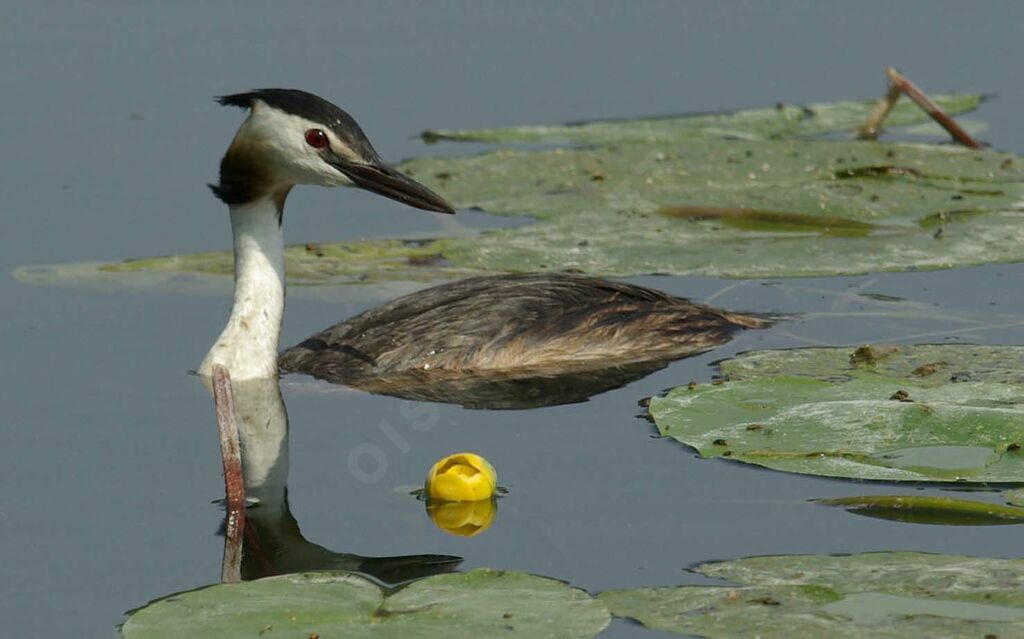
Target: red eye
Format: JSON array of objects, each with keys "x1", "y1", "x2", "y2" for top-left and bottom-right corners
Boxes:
[{"x1": 304, "y1": 128, "x2": 329, "y2": 149}]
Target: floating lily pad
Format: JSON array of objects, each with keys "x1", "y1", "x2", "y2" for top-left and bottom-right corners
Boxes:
[
  {"x1": 815, "y1": 494, "x2": 1024, "y2": 525},
  {"x1": 19, "y1": 93, "x2": 1024, "y2": 290},
  {"x1": 1006, "y1": 488, "x2": 1024, "y2": 507},
  {"x1": 599, "y1": 551, "x2": 1024, "y2": 638},
  {"x1": 102, "y1": 237, "x2": 462, "y2": 282},
  {"x1": 11, "y1": 239, "x2": 474, "y2": 305},
  {"x1": 401, "y1": 137, "x2": 1024, "y2": 279},
  {"x1": 647, "y1": 345, "x2": 1024, "y2": 482},
  {"x1": 422, "y1": 93, "x2": 983, "y2": 144},
  {"x1": 121, "y1": 569, "x2": 610, "y2": 638}
]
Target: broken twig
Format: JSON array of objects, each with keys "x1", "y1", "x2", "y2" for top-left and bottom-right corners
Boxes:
[
  {"x1": 856, "y1": 68, "x2": 983, "y2": 148},
  {"x1": 888, "y1": 68, "x2": 983, "y2": 148},
  {"x1": 856, "y1": 83, "x2": 902, "y2": 140}
]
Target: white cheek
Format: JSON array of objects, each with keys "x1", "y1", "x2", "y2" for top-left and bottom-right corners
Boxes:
[
  {"x1": 247, "y1": 104, "x2": 348, "y2": 185},
  {"x1": 281, "y1": 148, "x2": 354, "y2": 188},
  {"x1": 283, "y1": 146, "x2": 354, "y2": 187}
]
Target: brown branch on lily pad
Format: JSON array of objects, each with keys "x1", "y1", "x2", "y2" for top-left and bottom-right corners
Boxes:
[
  {"x1": 857, "y1": 68, "x2": 984, "y2": 148},
  {"x1": 212, "y1": 364, "x2": 245, "y2": 583},
  {"x1": 856, "y1": 83, "x2": 902, "y2": 140}
]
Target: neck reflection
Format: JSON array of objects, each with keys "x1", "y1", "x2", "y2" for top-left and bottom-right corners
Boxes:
[{"x1": 209, "y1": 376, "x2": 461, "y2": 585}]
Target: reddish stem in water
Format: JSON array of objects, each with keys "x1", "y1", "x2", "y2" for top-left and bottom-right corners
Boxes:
[
  {"x1": 221, "y1": 508, "x2": 244, "y2": 584},
  {"x1": 213, "y1": 364, "x2": 246, "y2": 583}
]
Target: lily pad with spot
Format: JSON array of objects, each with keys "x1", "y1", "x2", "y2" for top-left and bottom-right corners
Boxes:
[
  {"x1": 647, "y1": 345, "x2": 1024, "y2": 482},
  {"x1": 121, "y1": 569, "x2": 610, "y2": 638},
  {"x1": 599, "y1": 551, "x2": 1024, "y2": 639}
]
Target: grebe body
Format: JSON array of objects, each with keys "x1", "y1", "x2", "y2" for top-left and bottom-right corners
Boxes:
[
  {"x1": 199, "y1": 89, "x2": 770, "y2": 402},
  {"x1": 279, "y1": 272, "x2": 771, "y2": 408}
]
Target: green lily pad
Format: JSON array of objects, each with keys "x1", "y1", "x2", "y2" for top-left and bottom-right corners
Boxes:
[
  {"x1": 11, "y1": 238, "x2": 475, "y2": 305},
  {"x1": 121, "y1": 569, "x2": 610, "y2": 638},
  {"x1": 19, "y1": 93, "x2": 1024, "y2": 290},
  {"x1": 102, "y1": 237, "x2": 462, "y2": 282},
  {"x1": 599, "y1": 551, "x2": 1024, "y2": 638},
  {"x1": 402, "y1": 138, "x2": 1024, "y2": 279},
  {"x1": 815, "y1": 494, "x2": 1024, "y2": 525},
  {"x1": 1005, "y1": 488, "x2": 1024, "y2": 507},
  {"x1": 647, "y1": 345, "x2": 1024, "y2": 482},
  {"x1": 422, "y1": 93, "x2": 983, "y2": 144}
]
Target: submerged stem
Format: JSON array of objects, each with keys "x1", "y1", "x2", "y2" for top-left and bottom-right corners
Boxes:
[{"x1": 213, "y1": 364, "x2": 246, "y2": 583}]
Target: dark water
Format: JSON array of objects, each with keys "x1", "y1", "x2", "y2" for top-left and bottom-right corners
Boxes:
[{"x1": 3, "y1": 2, "x2": 1024, "y2": 636}]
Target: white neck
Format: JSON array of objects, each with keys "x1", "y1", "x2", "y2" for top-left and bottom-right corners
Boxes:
[{"x1": 199, "y1": 198, "x2": 286, "y2": 380}]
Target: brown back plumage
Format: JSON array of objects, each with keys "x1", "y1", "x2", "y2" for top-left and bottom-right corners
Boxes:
[{"x1": 279, "y1": 273, "x2": 771, "y2": 406}]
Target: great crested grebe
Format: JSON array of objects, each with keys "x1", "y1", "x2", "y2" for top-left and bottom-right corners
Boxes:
[
  {"x1": 198, "y1": 88, "x2": 452, "y2": 379},
  {"x1": 198, "y1": 89, "x2": 770, "y2": 390}
]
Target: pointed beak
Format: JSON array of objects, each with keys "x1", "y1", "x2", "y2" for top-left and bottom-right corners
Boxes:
[{"x1": 329, "y1": 156, "x2": 455, "y2": 214}]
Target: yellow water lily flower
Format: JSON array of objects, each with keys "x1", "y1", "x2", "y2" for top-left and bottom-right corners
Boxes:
[
  {"x1": 425, "y1": 452, "x2": 498, "y2": 502},
  {"x1": 427, "y1": 498, "x2": 497, "y2": 537}
]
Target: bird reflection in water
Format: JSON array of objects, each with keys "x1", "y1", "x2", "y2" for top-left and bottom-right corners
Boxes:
[{"x1": 203, "y1": 375, "x2": 462, "y2": 584}]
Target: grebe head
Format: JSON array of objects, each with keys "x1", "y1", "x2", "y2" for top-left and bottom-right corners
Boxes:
[
  {"x1": 198, "y1": 89, "x2": 453, "y2": 381},
  {"x1": 210, "y1": 88, "x2": 454, "y2": 214}
]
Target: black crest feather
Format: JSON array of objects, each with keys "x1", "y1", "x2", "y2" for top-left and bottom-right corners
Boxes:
[{"x1": 214, "y1": 89, "x2": 379, "y2": 160}]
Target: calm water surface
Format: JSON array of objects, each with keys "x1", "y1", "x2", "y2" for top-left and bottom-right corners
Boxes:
[{"x1": 3, "y1": 2, "x2": 1024, "y2": 637}]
